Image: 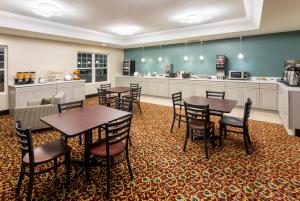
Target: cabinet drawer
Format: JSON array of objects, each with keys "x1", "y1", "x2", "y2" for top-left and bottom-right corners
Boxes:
[
  {"x1": 226, "y1": 82, "x2": 242, "y2": 88},
  {"x1": 169, "y1": 79, "x2": 193, "y2": 85},
  {"x1": 16, "y1": 84, "x2": 55, "y2": 93},
  {"x1": 209, "y1": 81, "x2": 225, "y2": 87},
  {"x1": 243, "y1": 83, "x2": 259, "y2": 89},
  {"x1": 260, "y1": 83, "x2": 278, "y2": 90},
  {"x1": 148, "y1": 78, "x2": 168, "y2": 83},
  {"x1": 57, "y1": 82, "x2": 74, "y2": 88},
  {"x1": 194, "y1": 80, "x2": 210, "y2": 86}
]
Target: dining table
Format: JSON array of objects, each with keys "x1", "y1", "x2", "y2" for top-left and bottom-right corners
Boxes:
[
  {"x1": 40, "y1": 104, "x2": 130, "y2": 173},
  {"x1": 184, "y1": 96, "x2": 237, "y2": 113},
  {"x1": 106, "y1": 87, "x2": 131, "y2": 98}
]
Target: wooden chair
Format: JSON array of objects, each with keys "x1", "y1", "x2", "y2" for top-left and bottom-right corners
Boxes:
[
  {"x1": 183, "y1": 102, "x2": 215, "y2": 159},
  {"x1": 97, "y1": 88, "x2": 117, "y2": 107},
  {"x1": 170, "y1": 92, "x2": 185, "y2": 132},
  {"x1": 100, "y1": 83, "x2": 117, "y2": 99},
  {"x1": 115, "y1": 97, "x2": 132, "y2": 112},
  {"x1": 124, "y1": 87, "x2": 142, "y2": 113},
  {"x1": 58, "y1": 100, "x2": 84, "y2": 144},
  {"x1": 15, "y1": 120, "x2": 71, "y2": 201},
  {"x1": 206, "y1": 90, "x2": 226, "y2": 117},
  {"x1": 130, "y1": 83, "x2": 139, "y2": 89},
  {"x1": 85, "y1": 114, "x2": 133, "y2": 199},
  {"x1": 219, "y1": 98, "x2": 252, "y2": 154}
]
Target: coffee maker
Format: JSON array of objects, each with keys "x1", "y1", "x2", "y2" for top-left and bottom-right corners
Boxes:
[
  {"x1": 165, "y1": 64, "x2": 173, "y2": 77},
  {"x1": 216, "y1": 55, "x2": 227, "y2": 79},
  {"x1": 284, "y1": 60, "x2": 300, "y2": 86}
]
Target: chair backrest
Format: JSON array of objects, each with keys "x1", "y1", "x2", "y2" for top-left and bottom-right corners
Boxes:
[
  {"x1": 184, "y1": 102, "x2": 210, "y2": 130},
  {"x1": 130, "y1": 83, "x2": 139, "y2": 89},
  {"x1": 97, "y1": 88, "x2": 108, "y2": 105},
  {"x1": 130, "y1": 87, "x2": 141, "y2": 100},
  {"x1": 58, "y1": 100, "x2": 83, "y2": 113},
  {"x1": 15, "y1": 120, "x2": 34, "y2": 163},
  {"x1": 104, "y1": 114, "x2": 132, "y2": 154},
  {"x1": 206, "y1": 91, "x2": 225, "y2": 99},
  {"x1": 100, "y1": 84, "x2": 111, "y2": 90},
  {"x1": 172, "y1": 92, "x2": 182, "y2": 107},
  {"x1": 243, "y1": 98, "x2": 252, "y2": 126},
  {"x1": 115, "y1": 97, "x2": 132, "y2": 112}
]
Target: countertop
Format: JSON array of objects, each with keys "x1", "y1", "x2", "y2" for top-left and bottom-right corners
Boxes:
[{"x1": 9, "y1": 79, "x2": 86, "y2": 88}]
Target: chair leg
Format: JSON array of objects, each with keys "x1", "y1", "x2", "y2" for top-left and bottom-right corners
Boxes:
[
  {"x1": 191, "y1": 128, "x2": 194, "y2": 142},
  {"x1": 246, "y1": 127, "x2": 251, "y2": 145},
  {"x1": 183, "y1": 129, "x2": 190, "y2": 152},
  {"x1": 170, "y1": 114, "x2": 176, "y2": 133},
  {"x1": 224, "y1": 125, "x2": 227, "y2": 138},
  {"x1": 54, "y1": 158, "x2": 58, "y2": 174},
  {"x1": 129, "y1": 135, "x2": 132, "y2": 146},
  {"x1": 125, "y1": 145, "x2": 133, "y2": 180},
  {"x1": 27, "y1": 166, "x2": 34, "y2": 201},
  {"x1": 79, "y1": 135, "x2": 82, "y2": 145},
  {"x1": 105, "y1": 159, "x2": 111, "y2": 200},
  {"x1": 211, "y1": 127, "x2": 216, "y2": 148},
  {"x1": 243, "y1": 130, "x2": 250, "y2": 154},
  {"x1": 138, "y1": 101, "x2": 142, "y2": 113},
  {"x1": 204, "y1": 134, "x2": 209, "y2": 160},
  {"x1": 219, "y1": 124, "x2": 223, "y2": 146},
  {"x1": 65, "y1": 153, "x2": 71, "y2": 185},
  {"x1": 16, "y1": 163, "x2": 25, "y2": 194},
  {"x1": 178, "y1": 115, "x2": 182, "y2": 127}
]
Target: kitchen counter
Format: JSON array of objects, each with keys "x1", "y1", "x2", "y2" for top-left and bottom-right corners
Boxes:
[
  {"x1": 277, "y1": 82, "x2": 300, "y2": 91},
  {"x1": 9, "y1": 79, "x2": 86, "y2": 88}
]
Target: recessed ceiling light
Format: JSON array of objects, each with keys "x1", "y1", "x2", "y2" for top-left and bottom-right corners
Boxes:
[
  {"x1": 32, "y1": 3, "x2": 62, "y2": 18},
  {"x1": 176, "y1": 13, "x2": 212, "y2": 24},
  {"x1": 108, "y1": 25, "x2": 142, "y2": 36}
]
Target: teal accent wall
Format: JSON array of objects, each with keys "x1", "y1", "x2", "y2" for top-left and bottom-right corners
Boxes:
[{"x1": 124, "y1": 31, "x2": 300, "y2": 76}]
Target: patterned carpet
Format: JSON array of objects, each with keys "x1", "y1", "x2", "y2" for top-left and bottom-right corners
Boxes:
[{"x1": 0, "y1": 97, "x2": 300, "y2": 200}]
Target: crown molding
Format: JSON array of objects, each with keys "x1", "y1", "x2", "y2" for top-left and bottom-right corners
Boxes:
[{"x1": 0, "y1": 0, "x2": 263, "y2": 48}]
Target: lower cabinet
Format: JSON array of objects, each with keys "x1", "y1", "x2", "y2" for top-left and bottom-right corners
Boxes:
[
  {"x1": 259, "y1": 89, "x2": 278, "y2": 110},
  {"x1": 225, "y1": 88, "x2": 243, "y2": 106},
  {"x1": 242, "y1": 88, "x2": 260, "y2": 108},
  {"x1": 148, "y1": 78, "x2": 168, "y2": 97}
]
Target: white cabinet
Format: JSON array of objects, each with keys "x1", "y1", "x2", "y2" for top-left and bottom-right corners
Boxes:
[
  {"x1": 278, "y1": 84, "x2": 289, "y2": 127},
  {"x1": 169, "y1": 79, "x2": 193, "y2": 98},
  {"x1": 116, "y1": 76, "x2": 130, "y2": 87},
  {"x1": 209, "y1": 81, "x2": 226, "y2": 93},
  {"x1": 148, "y1": 78, "x2": 168, "y2": 97},
  {"x1": 193, "y1": 80, "x2": 209, "y2": 96},
  {"x1": 9, "y1": 80, "x2": 86, "y2": 111},
  {"x1": 242, "y1": 83, "x2": 260, "y2": 108},
  {"x1": 225, "y1": 82, "x2": 243, "y2": 106},
  {"x1": 259, "y1": 84, "x2": 278, "y2": 110}
]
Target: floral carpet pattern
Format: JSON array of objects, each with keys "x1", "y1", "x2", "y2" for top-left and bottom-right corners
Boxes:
[{"x1": 0, "y1": 97, "x2": 300, "y2": 200}]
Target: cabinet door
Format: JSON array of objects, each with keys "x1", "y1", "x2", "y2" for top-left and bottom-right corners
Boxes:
[
  {"x1": 169, "y1": 83, "x2": 182, "y2": 97},
  {"x1": 278, "y1": 86, "x2": 289, "y2": 127},
  {"x1": 16, "y1": 92, "x2": 38, "y2": 107},
  {"x1": 225, "y1": 88, "x2": 242, "y2": 106},
  {"x1": 72, "y1": 86, "x2": 85, "y2": 101},
  {"x1": 38, "y1": 90, "x2": 56, "y2": 100},
  {"x1": 182, "y1": 84, "x2": 193, "y2": 98},
  {"x1": 139, "y1": 81, "x2": 149, "y2": 95},
  {"x1": 158, "y1": 84, "x2": 169, "y2": 97},
  {"x1": 243, "y1": 88, "x2": 259, "y2": 108},
  {"x1": 193, "y1": 85, "x2": 208, "y2": 96},
  {"x1": 259, "y1": 89, "x2": 278, "y2": 110},
  {"x1": 57, "y1": 87, "x2": 72, "y2": 103},
  {"x1": 148, "y1": 83, "x2": 157, "y2": 96}
]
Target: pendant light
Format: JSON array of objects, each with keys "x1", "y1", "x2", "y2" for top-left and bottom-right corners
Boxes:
[
  {"x1": 141, "y1": 46, "x2": 146, "y2": 62},
  {"x1": 238, "y1": 36, "x2": 244, "y2": 59},
  {"x1": 184, "y1": 43, "x2": 189, "y2": 61},
  {"x1": 199, "y1": 41, "x2": 204, "y2": 60},
  {"x1": 158, "y1": 45, "x2": 163, "y2": 62}
]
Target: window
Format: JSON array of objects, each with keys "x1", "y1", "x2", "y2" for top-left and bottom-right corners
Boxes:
[
  {"x1": 95, "y1": 54, "x2": 107, "y2": 82},
  {"x1": 0, "y1": 47, "x2": 5, "y2": 93},
  {"x1": 77, "y1": 52, "x2": 108, "y2": 83}
]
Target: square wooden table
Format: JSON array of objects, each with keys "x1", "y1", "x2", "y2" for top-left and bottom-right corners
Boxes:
[
  {"x1": 41, "y1": 105, "x2": 130, "y2": 171},
  {"x1": 184, "y1": 96, "x2": 237, "y2": 113},
  {"x1": 106, "y1": 87, "x2": 131, "y2": 98}
]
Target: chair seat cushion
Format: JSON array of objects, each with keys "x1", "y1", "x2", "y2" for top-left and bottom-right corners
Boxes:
[
  {"x1": 189, "y1": 119, "x2": 215, "y2": 130},
  {"x1": 88, "y1": 141, "x2": 126, "y2": 157},
  {"x1": 23, "y1": 140, "x2": 70, "y2": 164},
  {"x1": 220, "y1": 116, "x2": 243, "y2": 127}
]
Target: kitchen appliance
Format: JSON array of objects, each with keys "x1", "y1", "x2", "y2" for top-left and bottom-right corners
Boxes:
[
  {"x1": 229, "y1": 71, "x2": 249, "y2": 80},
  {"x1": 123, "y1": 60, "x2": 135, "y2": 76},
  {"x1": 169, "y1": 73, "x2": 178, "y2": 78},
  {"x1": 216, "y1": 55, "x2": 227, "y2": 79},
  {"x1": 283, "y1": 59, "x2": 300, "y2": 84},
  {"x1": 165, "y1": 64, "x2": 173, "y2": 77},
  {"x1": 286, "y1": 67, "x2": 300, "y2": 86},
  {"x1": 182, "y1": 73, "x2": 191, "y2": 79}
]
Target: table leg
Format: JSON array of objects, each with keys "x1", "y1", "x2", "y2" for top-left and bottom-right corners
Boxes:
[{"x1": 84, "y1": 130, "x2": 90, "y2": 181}]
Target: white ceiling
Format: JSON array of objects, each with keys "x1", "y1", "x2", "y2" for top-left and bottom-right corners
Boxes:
[{"x1": 0, "y1": 0, "x2": 298, "y2": 48}]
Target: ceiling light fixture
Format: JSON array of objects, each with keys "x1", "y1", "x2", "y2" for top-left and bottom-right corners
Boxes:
[
  {"x1": 141, "y1": 46, "x2": 146, "y2": 62},
  {"x1": 158, "y1": 45, "x2": 163, "y2": 62},
  {"x1": 238, "y1": 36, "x2": 244, "y2": 59},
  {"x1": 184, "y1": 43, "x2": 189, "y2": 61},
  {"x1": 199, "y1": 41, "x2": 204, "y2": 61},
  {"x1": 109, "y1": 25, "x2": 141, "y2": 36},
  {"x1": 32, "y1": 3, "x2": 62, "y2": 18},
  {"x1": 179, "y1": 13, "x2": 212, "y2": 24}
]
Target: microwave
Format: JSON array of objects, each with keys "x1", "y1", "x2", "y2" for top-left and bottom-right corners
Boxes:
[{"x1": 229, "y1": 71, "x2": 248, "y2": 80}]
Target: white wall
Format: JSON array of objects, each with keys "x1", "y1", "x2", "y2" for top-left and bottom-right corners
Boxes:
[{"x1": 0, "y1": 34, "x2": 124, "y2": 111}]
